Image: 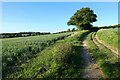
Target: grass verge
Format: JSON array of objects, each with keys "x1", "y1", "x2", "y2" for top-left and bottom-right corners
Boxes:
[{"x1": 86, "y1": 32, "x2": 120, "y2": 78}]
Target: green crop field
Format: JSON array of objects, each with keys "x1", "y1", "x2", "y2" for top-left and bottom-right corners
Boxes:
[
  {"x1": 2, "y1": 30, "x2": 92, "y2": 78},
  {"x1": 2, "y1": 32, "x2": 72, "y2": 78},
  {"x1": 6, "y1": 31, "x2": 88, "y2": 78}
]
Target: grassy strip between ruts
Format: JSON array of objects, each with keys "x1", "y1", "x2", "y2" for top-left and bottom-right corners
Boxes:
[
  {"x1": 6, "y1": 30, "x2": 89, "y2": 79},
  {"x1": 86, "y1": 32, "x2": 120, "y2": 79}
]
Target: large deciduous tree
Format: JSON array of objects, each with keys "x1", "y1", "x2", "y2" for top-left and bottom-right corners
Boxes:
[{"x1": 67, "y1": 7, "x2": 97, "y2": 30}]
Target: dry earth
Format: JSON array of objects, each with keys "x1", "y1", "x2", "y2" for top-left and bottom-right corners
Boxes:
[{"x1": 81, "y1": 36, "x2": 104, "y2": 79}]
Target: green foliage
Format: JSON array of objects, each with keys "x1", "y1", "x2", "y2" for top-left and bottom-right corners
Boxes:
[
  {"x1": 67, "y1": 7, "x2": 97, "y2": 30},
  {"x1": 53, "y1": 42, "x2": 74, "y2": 65},
  {"x1": 1, "y1": 32, "x2": 51, "y2": 38},
  {"x1": 67, "y1": 29, "x2": 71, "y2": 32},
  {"x1": 2, "y1": 32, "x2": 72, "y2": 78},
  {"x1": 71, "y1": 28, "x2": 76, "y2": 32}
]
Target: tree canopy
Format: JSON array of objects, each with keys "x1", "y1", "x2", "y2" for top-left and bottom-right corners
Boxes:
[{"x1": 67, "y1": 7, "x2": 97, "y2": 30}]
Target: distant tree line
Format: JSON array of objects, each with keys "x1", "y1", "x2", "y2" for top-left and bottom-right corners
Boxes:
[
  {"x1": 0, "y1": 32, "x2": 50, "y2": 38},
  {"x1": 1, "y1": 24, "x2": 119, "y2": 39},
  {"x1": 54, "y1": 28, "x2": 77, "y2": 34},
  {"x1": 98, "y1": 24, "x2": 120, "y2": 29},
  {"x1": 91, "y1": 24, "x2": 120, "y2": 32}
]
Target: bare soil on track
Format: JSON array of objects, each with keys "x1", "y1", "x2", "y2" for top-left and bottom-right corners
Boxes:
[{"x1": 81, "y1": 36, "x2": 104, "y2": 79}]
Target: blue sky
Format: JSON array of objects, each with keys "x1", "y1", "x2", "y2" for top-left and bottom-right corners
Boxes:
[{"x1": 2, "y1": 2, "x2": 118, "y2": 33}]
